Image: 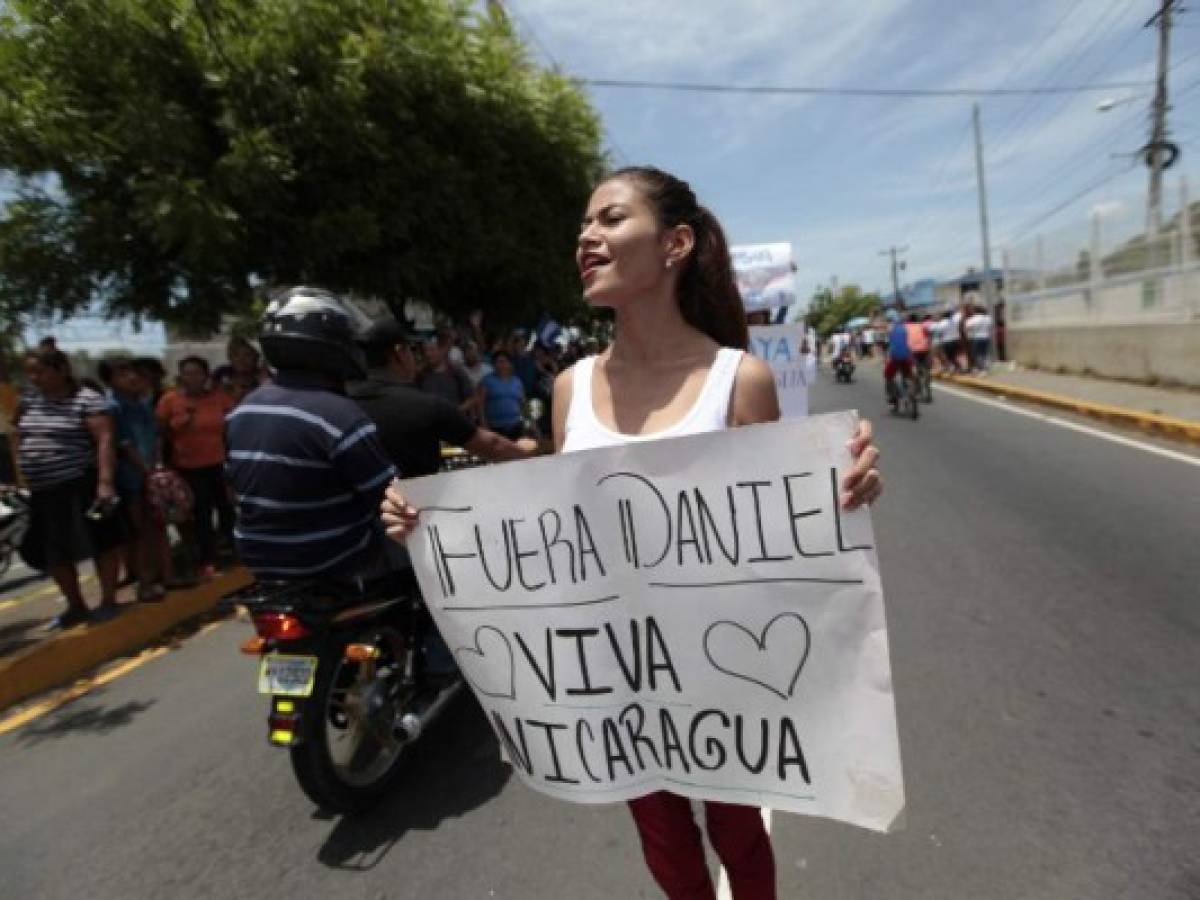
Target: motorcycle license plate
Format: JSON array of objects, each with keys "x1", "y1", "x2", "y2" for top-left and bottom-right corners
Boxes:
[{"x1": 257, "y1": 654, "x2": 318, "y2": 697}]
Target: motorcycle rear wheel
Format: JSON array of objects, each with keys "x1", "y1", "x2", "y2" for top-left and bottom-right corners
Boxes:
[{"x1": 290, "y1": 630, "x2": 410, "y2": 813}]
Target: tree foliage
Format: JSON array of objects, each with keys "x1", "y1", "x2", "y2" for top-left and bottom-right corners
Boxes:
[
  {"x1": 0, "y1": 0, "x2": 604, "y2": 330},
  {"x1": 805, "y1": 284, "x2": 880, "y2": 338}
]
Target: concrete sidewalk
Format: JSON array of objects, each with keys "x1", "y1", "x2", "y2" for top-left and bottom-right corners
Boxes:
[
  {"x1": 0, "y1": 566, "x2": 252, "y2": 713},
  {"x1": 940, "y1": 365, "x2": 1200, "y2": 443}
]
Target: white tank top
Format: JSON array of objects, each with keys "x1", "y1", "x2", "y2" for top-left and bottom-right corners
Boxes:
[{"x1": 562, "y1": 349, "x2": 745, "y2": 453}]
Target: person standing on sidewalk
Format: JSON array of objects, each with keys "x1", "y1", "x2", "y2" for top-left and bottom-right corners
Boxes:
[
  {"x1": 14, "y1": 350, "x2": 123, "y2": 627},
  {"x1": 965, "y1": 305, "x2": 993, "y2": 374},
  {"x1": 383, "y1": 165, "x2": 883, "y2": 900},
  {"x1": 157, "y1": 356, "x2": 235, "y2": 579},
  {"x1": 994, "y1": 298, "x2": 1007, "y2": 362},
  {"x1": 110, "y1": 361, "x2": 174, "y2": 601}
]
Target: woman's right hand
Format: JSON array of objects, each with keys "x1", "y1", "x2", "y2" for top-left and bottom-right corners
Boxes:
[{"x1": 381, "y1": 479, "x2": 419, "y2": 544}]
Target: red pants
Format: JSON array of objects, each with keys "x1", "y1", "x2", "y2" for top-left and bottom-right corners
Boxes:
[
  {"x1": 883, "y1": 357, "x2": 914, "y2": 382},
  {"x1": 628, "y1": 792, "x2": 776, "y2": 899}
]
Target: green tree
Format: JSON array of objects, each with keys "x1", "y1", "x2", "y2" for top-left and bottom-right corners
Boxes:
[
  {"x1": 806, "y1": 284, "x2": 880, "y2": 338},
  {"x1": 0, "y1": 0, "x2": 604, "y2": 331}
]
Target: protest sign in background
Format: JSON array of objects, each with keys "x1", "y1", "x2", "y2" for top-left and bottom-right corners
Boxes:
[
  {"x1": 731, "y1": 242, "x2": 797, "y2": 311},
  {"x1": 401, "y1": 412, "x2": 904, "y2": 833},
  {"x1": 748, "y1": 323, "x2": 817, "y2": 419}
]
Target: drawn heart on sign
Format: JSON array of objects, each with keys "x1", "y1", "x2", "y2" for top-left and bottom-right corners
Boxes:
[
  {"x1": 454, "y1": 625, "x2": 516, "y2": 700},
  {"x1": 703, "y1": 613, "x2": 811, "y2": 701}
]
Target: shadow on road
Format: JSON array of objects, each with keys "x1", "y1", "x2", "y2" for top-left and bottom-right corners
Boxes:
[
  {"x1": 18, "y1": 695, "x2": 158, "y2": 744},
  {"x1": 0, "y1": 571, "x2": 44, "y2": 594},
  {"x1": 316, "y1": 694, "x2": 510, "y2": 872}
]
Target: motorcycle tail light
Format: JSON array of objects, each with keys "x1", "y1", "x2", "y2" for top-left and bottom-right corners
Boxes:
[
  {"x1": 252, "y1": 612, "x2": 311, "y2": 641},
  {"x1": 239, "y1": 636, "x2": 266, "y2": 655},
  {"x1": 344, "y1": 643, "x2": 380, "y2": 662}
]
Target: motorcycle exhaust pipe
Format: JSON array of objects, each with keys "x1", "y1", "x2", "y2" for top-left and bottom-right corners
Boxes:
[{"x1": 395, "y1": 680, "x2": 464, "y2": 743}]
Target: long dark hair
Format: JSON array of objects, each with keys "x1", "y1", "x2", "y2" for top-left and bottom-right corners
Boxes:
[{"x1": 606, "y1": 166, "x2": 748, "y2": 350}]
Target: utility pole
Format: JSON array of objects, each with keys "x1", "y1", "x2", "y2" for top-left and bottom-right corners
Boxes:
[
  {"x1": 1145, "y1": 0, "x2": 1177, "y2": 236},
  {"x1": 878, "y1": 246, "x2": 907, "y2": 308},
  {"x1": 972, "y1": 102, "x2": 996, "y2": 326}
]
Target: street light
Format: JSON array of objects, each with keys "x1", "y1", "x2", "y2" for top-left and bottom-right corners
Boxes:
[{"x1": 1096, "y1": 95, "x2": 1143, "y2": 113}]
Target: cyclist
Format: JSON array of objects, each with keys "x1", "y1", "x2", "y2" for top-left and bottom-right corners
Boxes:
[
  {"x1": 905, "y1": 313, "x2": 932, "y2": 399},
  {"x1": 883, "y1": 312, "x2": 915, "y2": 406}
]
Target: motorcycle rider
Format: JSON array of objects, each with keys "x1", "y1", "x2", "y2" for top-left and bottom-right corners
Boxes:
[{"x1": 224, "y1": 287, "x2": 398, "y2": 582}]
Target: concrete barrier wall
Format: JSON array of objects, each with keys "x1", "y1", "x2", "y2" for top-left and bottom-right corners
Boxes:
[
  {"x1": 1008, "y1": 322, "x2": 1200, "y2": 388},
  {"x1": 1008, "y1": 265, "x2": 1200, "y2": 388}
]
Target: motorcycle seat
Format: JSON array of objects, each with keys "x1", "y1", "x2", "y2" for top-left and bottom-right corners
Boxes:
[{"x1": 247, "y1": 569, "x2": 418, "y2": 608}]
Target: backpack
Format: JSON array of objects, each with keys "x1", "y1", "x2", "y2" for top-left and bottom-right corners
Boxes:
[{"x1": 145, "y1": 468, "x2": 194, "y2": 525}]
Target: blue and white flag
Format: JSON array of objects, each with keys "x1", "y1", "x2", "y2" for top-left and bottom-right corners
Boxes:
[{"x1": 536, "y1": 315, "x2": 563, "y2": 348}]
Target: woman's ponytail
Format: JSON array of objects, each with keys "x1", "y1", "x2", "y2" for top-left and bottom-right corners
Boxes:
[{"x1": 608, "y1": 167, "x2": 748, "y2": 350}]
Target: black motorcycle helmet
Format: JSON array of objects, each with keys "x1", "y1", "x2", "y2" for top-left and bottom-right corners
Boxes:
[{"x1": 259, "y1": 286, "x2": 371, "y2": 381}]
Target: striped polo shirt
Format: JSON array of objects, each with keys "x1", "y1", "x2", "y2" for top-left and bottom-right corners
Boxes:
[
  {"x1": 225, "y1": 377, "x2": 397, "y2": 580},
  {"x1": 15, "y1": 386, "x2": 110, "y2": 489}
]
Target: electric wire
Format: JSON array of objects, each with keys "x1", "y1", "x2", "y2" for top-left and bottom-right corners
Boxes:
[
  {"x1": 986, "y1": 0, "x2": 1141, "y2": 167},
  {"x1": 577, "y1": 77, "x2": 1152, "y2": 99},
  {"x1": 500, "y1": 0, "x2": 633, "y2": 164},
  {"x1": 1008, "y1": 161, "x2": 1138, "y2": 238}
]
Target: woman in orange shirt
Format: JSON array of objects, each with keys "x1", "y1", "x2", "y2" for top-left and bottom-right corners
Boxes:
[{"x1": 157, "y1": 356, "x2": 234, "y2": 578}]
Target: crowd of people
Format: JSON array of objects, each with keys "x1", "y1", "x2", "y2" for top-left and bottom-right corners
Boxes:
[
  {"x1": 0, "y1": 323, "x2": 598, "y2": 629},
  {"x1": 829, "y1": 300, "x2": 1004, "y2": 378}
]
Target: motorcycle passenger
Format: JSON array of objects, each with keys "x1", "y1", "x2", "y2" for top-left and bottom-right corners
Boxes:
[
  {"x1": 883, "y1": 313, "x2": 914, "y2": 404},
  {"x1": 350, "y1": 317, "x2": 540, "y2": 479},
  {"x1": 225, "y1": 287, "x2": 397, "y2": 582}
]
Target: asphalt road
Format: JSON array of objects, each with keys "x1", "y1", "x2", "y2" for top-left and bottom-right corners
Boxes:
[{"x1": 1, "y1": 363, "x2": 1198, "y2": 900}]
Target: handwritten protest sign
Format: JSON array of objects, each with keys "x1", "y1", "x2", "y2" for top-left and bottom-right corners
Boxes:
[
  {"x1": 732, "y1": 243, "x2": 797, "y2": 311},
  {"x1": 402, "y1": 412, "x2": 904, "y2": 833},
  {"x1": 748, "y1": 324, "x2": 817, "y2": 419}
]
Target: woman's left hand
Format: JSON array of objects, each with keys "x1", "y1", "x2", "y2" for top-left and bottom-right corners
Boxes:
[{"x1": 841, "y1": 418, "x2": 882, "y2": 510}]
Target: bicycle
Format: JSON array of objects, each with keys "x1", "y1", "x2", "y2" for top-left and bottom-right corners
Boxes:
[
  {"x1": 915, "y1": 354, "x2": 933, "y2": 403},
  {"x1": 888, "y1": 371, "x2": 920, "y2": 421}
]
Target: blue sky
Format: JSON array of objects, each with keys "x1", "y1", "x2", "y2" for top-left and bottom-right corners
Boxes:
[{"x1": 508, "y1": 0, "x2": 1200, "y2": 301}]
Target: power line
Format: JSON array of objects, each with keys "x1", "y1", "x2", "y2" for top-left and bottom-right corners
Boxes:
[
  {"x1": 576, "y1": 77, "x2": 1152, "y2": 99},
  {"x1": 991, "y1": 0, "x2": 1092, "y2": 94},
  {"x1": 499, "y1": 1, "x2": 633, "y2": 165},
  {"x1": 986, "y1": 0, "x2": 1138, "y2": 164},
  {"x1": 999, "y1": 101, "x2": 1148, "y2": 215},
  {"x1": 1009, "y1": 162, "x2": 1137, "y2": 238},
  {"x1": 898, "y1": 115, "x2": 975, "y2": 247}
]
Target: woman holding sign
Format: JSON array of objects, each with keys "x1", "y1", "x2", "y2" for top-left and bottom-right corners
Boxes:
[{"x1": 383, "y1": 166, "x2": 882, "y2": 900}]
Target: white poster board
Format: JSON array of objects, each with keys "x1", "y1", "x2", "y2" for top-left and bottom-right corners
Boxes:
[
  {"x1": 402, "y1": 412, "x2": 905, "y2": 833},
  {"x1": 749, "y1": 324, "x2": 817, "y2": 419},
  {"x1": 732, "y1": 243, "x2": 797, "y2": 312}
]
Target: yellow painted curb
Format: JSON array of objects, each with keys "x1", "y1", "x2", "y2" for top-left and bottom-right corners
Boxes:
[
  {"x1": 938, "y1": 374, "x2": 1200, "y2": 444},
  {"x1": 0, "y1": 567, "x2": 253, "y2": 713}
]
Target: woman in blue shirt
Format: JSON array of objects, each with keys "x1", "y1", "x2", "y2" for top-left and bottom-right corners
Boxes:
[{"x1": 477, "y1": 350, "x2": 525, "y2": 440}]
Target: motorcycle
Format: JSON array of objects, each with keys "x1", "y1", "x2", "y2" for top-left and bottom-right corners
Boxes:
[
  {"x1": 236, "y1": 567, "x2": 463, "y2": 814},
  {"x1": 833, "y1": 351, "x2": 855, "y2": 384},
  {"x1": 0, "y1": 487, "x2": 31, "y2": 579}
]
